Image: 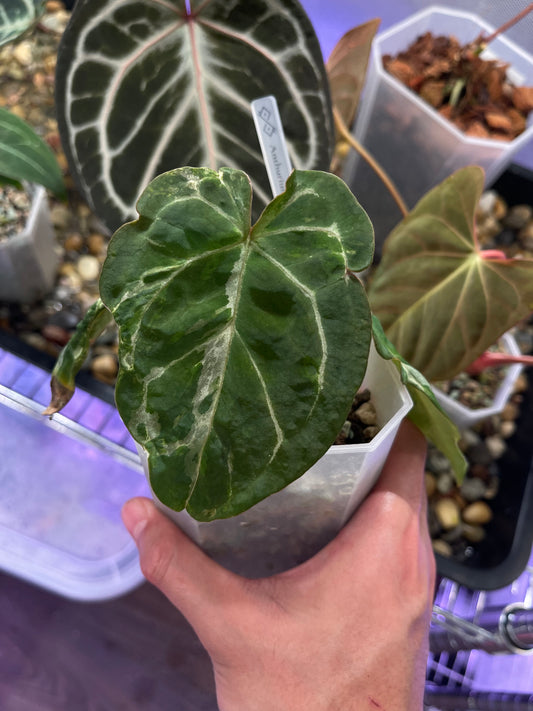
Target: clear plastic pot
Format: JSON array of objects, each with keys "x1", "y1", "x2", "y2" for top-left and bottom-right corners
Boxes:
[
  {"x1": 0, "y1": 185, "x2": 57, "y2": 302},
  {"x1": 139, "y1": 344, "x2": 413, "y2": 577},
  {"x1": 344, "y1": 6, "x2": 533, "y2": 252}
]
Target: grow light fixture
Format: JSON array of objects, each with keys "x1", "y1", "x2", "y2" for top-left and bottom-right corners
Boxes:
[{"x1": 426, "y1": 547, "x2": 533, "y2": 705}]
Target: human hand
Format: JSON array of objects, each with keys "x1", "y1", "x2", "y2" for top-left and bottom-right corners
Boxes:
[{"x1": 122, "y1": 420, "x2": 435, "y2": 711}]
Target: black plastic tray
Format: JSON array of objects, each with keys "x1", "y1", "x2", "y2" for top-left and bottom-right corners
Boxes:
[{"x1": 435, "y1": 164, "x2": 533, "y2": 590}]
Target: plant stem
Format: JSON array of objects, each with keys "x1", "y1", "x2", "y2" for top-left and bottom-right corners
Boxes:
[
  {"x1": 480, "y1": 249, "x2": 508, "y2": 260},
  {"x1": 43, "y1": 298, "x2": 114, "y2": 415},
  {"x1": 333, "y1": 107, "x2": 409, "y2": 218},
  {"x1": 466, "y1": 351, "x2": 533, "y2": 376},
  {"x1": 479, "y1": 3, "x2": 533, "y2": 46}
]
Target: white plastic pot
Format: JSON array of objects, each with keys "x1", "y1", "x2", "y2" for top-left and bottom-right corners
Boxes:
[
  {"x1": 433, "y1": 332, "x2": 524, "y2": 431},
  {"x1": 138, "y1": 343, "x2": 413, "y2": 577},
  {"x1": 0, "y1": 185, "x2": 58, "y2": 302},
  {"x1": 344, "y1": 6, "x2": 533, "y2": 251}
]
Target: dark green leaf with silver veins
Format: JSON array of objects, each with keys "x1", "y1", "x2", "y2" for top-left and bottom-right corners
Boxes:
[
  {"x1": 99, "y1": 167, "x2": 373, "y2": 520},
  {"x1": 55, "y1": 0, "x2": 334, "y2": 232}
]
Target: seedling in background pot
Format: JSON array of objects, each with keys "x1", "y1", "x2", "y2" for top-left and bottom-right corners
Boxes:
[{"x1": 0, "y1": 107, "x2": 66, "y2": 199}]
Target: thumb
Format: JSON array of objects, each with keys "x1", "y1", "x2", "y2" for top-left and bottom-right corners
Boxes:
[
  {"x1": 122, "y1": 497, "x2": 243, "y2": 629},
  {"x1": 372, "y1": 419, "x2": 428, "y2": 513}
]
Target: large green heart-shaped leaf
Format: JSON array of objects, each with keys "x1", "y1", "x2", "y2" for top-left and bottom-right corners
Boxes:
[
  {"x1": 0, "y1": 0, "x2": 44, "y2": 46},
  {"x1": 368, "y1": 167, "x2": 533, "y2": 382},
  {"x1": 55, "y1": 0, "x2": 334, "y2": 233},
  {"x1": 100, "y1": 167, "x2": 373, "y2": 520},
  {"x1": 0, "y1": 107, "x2": 66, "y2": 198}
]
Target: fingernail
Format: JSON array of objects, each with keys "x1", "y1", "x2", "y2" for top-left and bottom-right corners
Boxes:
[{"x1": 121, "y1": 498, "x2": 151, "y2": 541}]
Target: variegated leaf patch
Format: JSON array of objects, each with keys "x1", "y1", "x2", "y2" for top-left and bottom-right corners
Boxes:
[
  {"x1": 100, "y1": 167, "x2": 373, "y2": 520},
  {"x1": 0, "y1": 0, "x2": 44, "y2": 46},
  {"x1": 55, "y1": 0, "x2": 334, "y2": 232}
]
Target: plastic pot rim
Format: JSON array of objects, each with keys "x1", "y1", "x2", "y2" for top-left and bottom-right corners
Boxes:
[{"x1": 371, "y1": 5, "x2": 533, "y2": 150}]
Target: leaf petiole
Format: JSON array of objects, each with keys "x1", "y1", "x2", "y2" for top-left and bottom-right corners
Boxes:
[{"x1": 43, "y1": 298, "x2": 114, "y2": 415}]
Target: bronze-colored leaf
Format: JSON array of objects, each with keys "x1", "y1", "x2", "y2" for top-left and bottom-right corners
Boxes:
[
  {"x1": 326, "y1": 18, "x2": 380, "y2": 131},
  {"x1": 368, "y1": 166, "x2": 533, "y2": 382}
]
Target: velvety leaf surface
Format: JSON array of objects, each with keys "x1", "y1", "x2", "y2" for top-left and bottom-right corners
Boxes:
[
  {"x1": 0, "y1": 107, "x2": 66, "y2": 198},
  {"x1": 326, "y1": 18, "x2": 380, "y2": 131},
  {"x1": 100, "y1": 167, "x2": 373, "y2": 520},
  {"x1": 0, "y1": 0, "x2": 43, "y2": 46},
  {"x1": 372, "y1": 316, "x2": 466, "y2": 482},
  {"x1": 368, "y1": 167, "x2": 533, "y2": 381},
  {"x1": 55, "y1": 0, "x2": 334, "y2": 232}
]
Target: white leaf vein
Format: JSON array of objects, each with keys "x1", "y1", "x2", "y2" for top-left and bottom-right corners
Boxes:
[{"x1": 236, "y1": 331, "x2": 284, "y2": 463}]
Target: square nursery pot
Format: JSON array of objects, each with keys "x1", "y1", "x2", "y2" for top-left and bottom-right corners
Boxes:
[
  {"x1": 139, "y1": 344, "x2": 413, "y2": 578},
  {"x1": 433, "y1": 332, "x2": 524, "y2": 431},
  {"x1": 0, "y1": 185, "x2": 58, "y2": 302},
  {"x1": 433, "y1": 165, "x2": 533, "y2": 591},
  {"x1": 344, "y1": 5, "x2": 533, "y2": 252}
]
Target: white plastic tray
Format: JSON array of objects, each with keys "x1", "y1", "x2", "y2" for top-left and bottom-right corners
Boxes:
[{"x1": 0, "y1": 347, "x2": 149, "y2": 601}]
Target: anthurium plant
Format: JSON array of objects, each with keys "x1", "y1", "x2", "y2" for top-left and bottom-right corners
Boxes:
[
  {"x1": 45, "y1": 165, "x2": 466, "y2": 521},
  {"x1": 55, "y1": 0, "x2": 334, "y2": 232},
  {"x1": 324, "y1": 22, "x2": 533, "y2": 383},
  {"x1": 368, "y1": 166, "x2": 533, "y2": 382}
]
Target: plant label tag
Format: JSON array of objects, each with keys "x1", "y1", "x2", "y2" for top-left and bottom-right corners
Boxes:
[{"x1": 251, "y1": 95, "x2": 293, "y2": 198}]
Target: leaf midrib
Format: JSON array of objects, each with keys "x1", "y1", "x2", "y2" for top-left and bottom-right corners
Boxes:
[
  {"x1": 184, "y1": 234, "x2": 252, "y2": 507},
  {"x1": 390, "y1": 255, "x2": 474, "y2": 341},
  {"x1": 187, "y1": 14, "x2": 216, "y2": 168}
]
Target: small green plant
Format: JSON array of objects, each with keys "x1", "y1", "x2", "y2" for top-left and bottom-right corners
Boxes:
[
  {"x1": 0, "y1": 107, "x2": 66, "y2": 199},
  {"x1": 0, "y1": 1, "x2": 66, "y2": 201}
]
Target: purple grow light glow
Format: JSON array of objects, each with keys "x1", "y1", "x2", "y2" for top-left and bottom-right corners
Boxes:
[
  {"x1": 0, "y1": 345, "x2": 149, "y2": 600},
  {"x1": 426, "y1": 550, "x2": 533, "y2": 706}
]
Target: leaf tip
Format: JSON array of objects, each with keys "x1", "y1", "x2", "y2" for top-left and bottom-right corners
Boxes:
[{"x1": 42, "y1": 377, "x2": 74, "y2": 416}]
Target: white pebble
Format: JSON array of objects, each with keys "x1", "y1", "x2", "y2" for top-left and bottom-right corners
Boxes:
[
  {"x1": 355, "y1": 401, "x2": 377, "y2": 425},
  {"x1": 77, "y1": 255, "x2": 101, "y2": 282},
  {"x1": 485, "y1": 435, "x2": 506, "y2": 460},
  {"x1": 13, "y1": 41, "x2": 33, "y2": 67},
  {"x1": 462, "y1": 501, "x2": 493, "y2": 525},
  {"x1": 434, "y1": 498, "x2": 461, "y2": 530},
  {"x1": 91, "y1": 354, "x2": 118, "y2": 379},
  {"x1": 477, "y1": 191, "x2": 497, "y2": 216}
]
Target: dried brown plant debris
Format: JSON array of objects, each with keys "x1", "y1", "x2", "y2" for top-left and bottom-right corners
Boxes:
[{"x1": 383, "y1": 31, "x2": 533, "y2": 141}]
